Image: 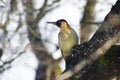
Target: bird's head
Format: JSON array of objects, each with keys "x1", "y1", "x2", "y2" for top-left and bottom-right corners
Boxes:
[{"x1": 47, "y1": 19, "x2": 69, "y2": 28}]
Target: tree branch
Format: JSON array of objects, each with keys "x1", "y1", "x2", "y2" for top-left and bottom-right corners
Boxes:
[
  {"x1": 80, "y1": 0, "x2": 97, "y2": 42},
  {"x1": 57, "y1": 0, "x2": 120, "y2": 79},
  {"x1": 0, "y1": 45, "x2": 28, "y2": 73}
]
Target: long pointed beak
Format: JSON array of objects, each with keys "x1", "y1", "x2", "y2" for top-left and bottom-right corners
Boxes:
[{"x1": 47, "y1": 22, "x2": 56, "y2": 25}]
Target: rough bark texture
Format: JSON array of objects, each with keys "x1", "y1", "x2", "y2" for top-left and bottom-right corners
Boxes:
[
  {"x1": 80, "y1": 45, "x2": 120, "y2": 80},
  {"x1": 80, "y1": 0, "x2": 97, "y2": 43},
  {"x1": 58, "y1": 0, "x2": 120, "y2": 80}
]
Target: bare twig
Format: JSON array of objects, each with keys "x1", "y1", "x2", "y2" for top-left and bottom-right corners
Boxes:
[
  {"x1": 81, "y1": 21, "x2": 102, "y2": 25},
  {"x1": 48, "y1": 0, "x2": 61, "y2": 7},
  {"x1": 0, "y1": 44, "x2": 29, "y2": 73}
]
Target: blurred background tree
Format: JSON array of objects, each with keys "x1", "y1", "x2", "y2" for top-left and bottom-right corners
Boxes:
[{"x1": 0, "y1": 0, "x2": 117, "y2": 80}]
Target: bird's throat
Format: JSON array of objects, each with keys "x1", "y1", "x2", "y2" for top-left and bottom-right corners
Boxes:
[
  {"x1": 60, "y1": 27, "x2": 71, "y2": 39},
  {"x1": 60, "y1": 22, "x2": 72, "y2": 38},
  {"x1": 60, "y1": 27, "x2": 71, "y2": 35}
]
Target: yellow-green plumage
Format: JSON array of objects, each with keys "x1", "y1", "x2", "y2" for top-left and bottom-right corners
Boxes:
[
  {"x1": 59, "y1": 28, "x2": 78, "y2": 58},
  {"x1": 58, "y1": 21, "x2": 78, "y2": 58},
  {"x1": 47, "y1": 19, "x2": 78, "y2": 58}
]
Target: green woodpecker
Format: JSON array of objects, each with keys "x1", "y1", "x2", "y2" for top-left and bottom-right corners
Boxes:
[{"x1": 47, "y1": 19, "x2": 78, "y2": 58}]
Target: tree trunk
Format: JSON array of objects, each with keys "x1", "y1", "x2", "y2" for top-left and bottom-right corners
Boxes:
[
  {"x1": 80, "y1": 0, "x2": 97, "y2": 43},
  {"x1": 58, "y1": 0, "x2": 120, "y2": 79}
]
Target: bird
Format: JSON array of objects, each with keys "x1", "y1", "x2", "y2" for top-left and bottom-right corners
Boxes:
[{"x1": 47, "y1": 19, "x2": 78, "y2": 59}]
